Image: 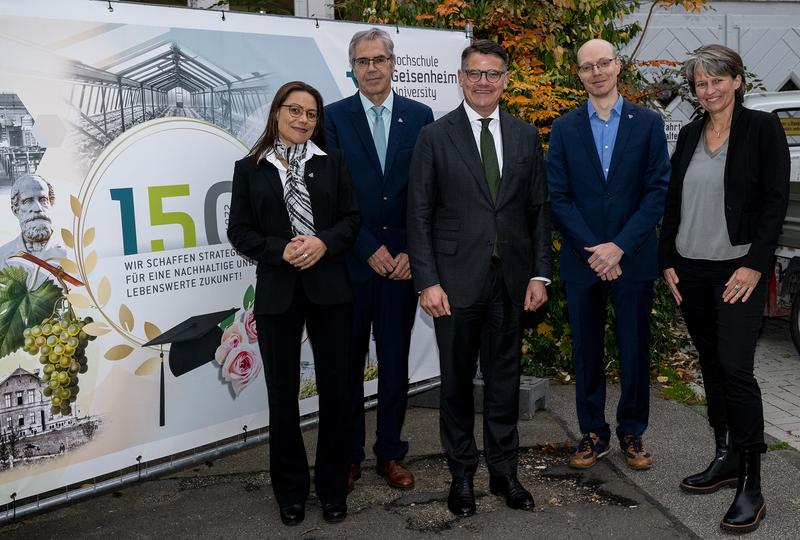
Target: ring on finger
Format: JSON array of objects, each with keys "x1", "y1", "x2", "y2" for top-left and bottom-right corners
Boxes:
[{"x1": 734, "y1": 284, "x2": 741, "y2": 290}]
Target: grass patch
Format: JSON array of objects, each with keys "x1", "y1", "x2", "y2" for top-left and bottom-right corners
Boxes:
[
  {"x1": 657, "y1": 367, "x2": 706, "y2": 406},
  {"x1": 768, "y1": 440, "x2": 790, "y2": 451}
]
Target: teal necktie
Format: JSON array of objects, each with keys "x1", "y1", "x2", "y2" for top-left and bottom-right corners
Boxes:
[
  {"x1": 371, "y1": 105, "x2": 387, "y2": 172},
  {"x1": 479, "y1": 118, "x2": 500, "y2": 202}
]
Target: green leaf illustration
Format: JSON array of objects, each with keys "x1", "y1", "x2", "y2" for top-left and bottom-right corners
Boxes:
[
  {"x1": 243, "y1": 285, "x2": 255, "y2": 310},
  {"x1": 0, "y1": 267, "x2": 62, "y2": 358}
]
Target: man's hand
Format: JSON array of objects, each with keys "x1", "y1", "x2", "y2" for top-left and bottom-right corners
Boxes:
[
  {"x1": 723, "y1": 266, "x2": 761, "y2": 304},
  {"x1": 289, "y1": 235, "x2": 327, "y2": 270},
  {"x1": 585, "y1": 242, "x2": 624, "y2": 276},
  {"x1": 599, "y1": 263, "x2": 622, "y2": 282},
  {"x1": 662, "y1": 268, "x2": 682, "y2": 305},
  {"x1": 420, "y1": 284, "x2": 451, "y2": 318},
  {"x1": 524, "y1": 280, "x2": 548, "y2": 312},
  {"x1": 367, "y1": 245, "x2": 396, "y2": 276},
  {"x1": 388, "y1": 252, "x2": 411, "y2": 280}
]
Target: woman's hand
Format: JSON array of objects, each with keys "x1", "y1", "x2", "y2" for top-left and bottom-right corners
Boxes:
[
  {"x1": 663, "y1": 268, "x2": 682, "y2": 305},
  {"x1": 723, "y1": 267, "x2": 761, "y2": 304},
  {"x1": 288, "y1": 235, "x2": 327, "y2": 270}
]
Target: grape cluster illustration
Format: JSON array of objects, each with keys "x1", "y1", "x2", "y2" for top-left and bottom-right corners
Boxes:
[{"x1": 21, "y1": 305, "x2": 96, "y2": 416}]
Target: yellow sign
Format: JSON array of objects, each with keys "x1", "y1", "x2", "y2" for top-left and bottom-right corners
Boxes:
[{"x1": 780, "y1": 117, "x2": 800, "y2": 136}]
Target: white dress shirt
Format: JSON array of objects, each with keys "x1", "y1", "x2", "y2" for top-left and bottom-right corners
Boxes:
[
  {"x1": 463, "y1": 101, "x2": 503, "y2": 174},
  {"x1": 260, "y1": 139, "x2": 327, "y2": 189}
]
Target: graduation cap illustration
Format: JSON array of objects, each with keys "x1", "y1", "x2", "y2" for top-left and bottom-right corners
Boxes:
[{"x1": 144, "y1": 307, "x2": 238, "y2": 426}]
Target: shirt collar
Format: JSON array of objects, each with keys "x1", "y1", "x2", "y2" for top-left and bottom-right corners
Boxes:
[
  {"x1": 360, "y1": 91, "x2": 393, "y2": 115},
  {"x1": 463, "y1": 101, "x2": 500, "y2": 124},
  {"x1": 260, "y1": 139, "x2": 326, "y2": 165},
  {"x1": 587, "y1": 94, "x2": 623, "y2": 120}
]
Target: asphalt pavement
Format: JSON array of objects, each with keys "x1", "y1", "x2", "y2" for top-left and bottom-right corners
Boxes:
[{"x1": 2, "y1": 373, "x2": 799, "y2": 539}]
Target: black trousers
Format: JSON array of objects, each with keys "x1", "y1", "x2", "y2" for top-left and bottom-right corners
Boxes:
[
  {"x1": 433, "y1": 261, "x2": 522, "y2": 478},
  {"x1": 256, "y1": 282, "x2": 353, "y2": 508},
  {"x1": 350, "y1": 275, "x2": 417, "y2": 463},
  {"x1": 674, "y1": 255, "x2": 767, "y2": 453}
]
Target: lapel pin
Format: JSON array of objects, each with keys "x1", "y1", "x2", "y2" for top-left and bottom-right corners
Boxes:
[
  {"x1": 308, "y1": 172, "x2": 314, "y2": 178},
  {"x1": 398, "y1": 117, "x2": 404, "y2": 123},
  {"x1": 628, "y1": 114, "x2": 634, "y2": 119}
]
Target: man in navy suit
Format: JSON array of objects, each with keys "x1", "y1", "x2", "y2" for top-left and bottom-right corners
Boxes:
[
  {"x1": 325, "y1": 28, "x2": 434, "y2": 492},
  {"x1": 546, "y1": 39, "x2": 670, "y2": 471}
]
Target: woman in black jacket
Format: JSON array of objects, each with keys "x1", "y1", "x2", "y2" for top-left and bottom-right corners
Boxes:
[
  {"x1": 227, "y1": 81, "x2": 359, "y2": 527},
  {"x1": 659, "y1": 44, "x2": 789, "y2": 533}
]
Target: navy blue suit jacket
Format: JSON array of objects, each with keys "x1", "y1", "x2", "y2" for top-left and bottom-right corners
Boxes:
[
  {"x1": 547, "y1": 99, "x2": 670, "y2": 284},
  {"x1": 325, "y1": 91, "x2": 433, "y2": 282}
]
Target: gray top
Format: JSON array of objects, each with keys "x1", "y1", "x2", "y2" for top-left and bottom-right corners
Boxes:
[{"x1": 675, "y1": 135, "x2": 751, "y2": 260}]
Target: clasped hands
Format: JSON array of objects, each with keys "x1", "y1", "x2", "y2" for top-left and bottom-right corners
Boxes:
[
  {"x1": 585, "y1": 242, "x2": 624, "y2": 281},
  {"x1": 283, "y1": 235, "x2": 327, "y2": 270},
  {"x1": 368, "y1": 245, "x2": 411, "y2": 280}
]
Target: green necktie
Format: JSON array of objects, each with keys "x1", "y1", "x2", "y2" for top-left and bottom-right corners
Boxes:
[{"x1": 479, "y1": 118, "x2": 500, "y2": 203}]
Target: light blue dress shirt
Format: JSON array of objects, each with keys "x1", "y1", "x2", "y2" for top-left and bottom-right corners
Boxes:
[
  {"x1": 359, "y1": 91, "x2": 393, "y2": 146},
  {"x1": 587, "y1": 94, "x2": 623, "y2": 179}
]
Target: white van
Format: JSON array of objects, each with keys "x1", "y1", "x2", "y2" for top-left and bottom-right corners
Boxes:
[{"x1": 743, "y1": 91, "x2": 800, "y2": 351}]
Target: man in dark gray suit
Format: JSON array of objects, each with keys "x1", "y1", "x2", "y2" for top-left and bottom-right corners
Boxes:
[{"x1": 407, "y1": 40, "x2": 551, "y2": 517}]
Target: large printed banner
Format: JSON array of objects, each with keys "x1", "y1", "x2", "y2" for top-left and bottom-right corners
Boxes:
[{"x1": 0, "y1": 0, "x2": 468, "y2": 502}]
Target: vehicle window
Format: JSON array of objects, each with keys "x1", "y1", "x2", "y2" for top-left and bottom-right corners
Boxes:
[{"x1": 777, "y1": 109, "x2": 800, "y2": 146}]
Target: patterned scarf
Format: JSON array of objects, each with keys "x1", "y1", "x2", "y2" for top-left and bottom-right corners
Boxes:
[{"x1": 274, "y1": 139, "x2": 315, "y2": 235}]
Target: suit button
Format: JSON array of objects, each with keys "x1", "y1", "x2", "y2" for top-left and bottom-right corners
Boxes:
[
  {"x1": 382, "y1": 226, "x2": 388, "y2": 230},
  {"x1": 383, "y1": 196, "x2": 388, "y2": 201}
]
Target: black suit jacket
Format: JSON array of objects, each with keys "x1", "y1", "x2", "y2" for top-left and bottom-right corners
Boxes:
[
  {"x1": 659, "y1": 103, "x2": 790, "y2": 274},
  {"x1": 407, "y1": 105, "x2": 551, "y2": 308},
  {"x1": 227, "y1": 149, "x2": 360, "y2": 314}
]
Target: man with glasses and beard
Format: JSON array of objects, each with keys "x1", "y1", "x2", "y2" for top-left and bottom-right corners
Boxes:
[{"x1": 0, "y1": 174, "x2": 66, "y2": 272}]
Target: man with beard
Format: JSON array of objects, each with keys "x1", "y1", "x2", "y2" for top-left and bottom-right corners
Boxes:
[{"x1": 0, "y1": 174, "x2": 66, "y2": 270}]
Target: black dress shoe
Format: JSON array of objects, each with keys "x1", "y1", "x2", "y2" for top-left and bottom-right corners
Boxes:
[
  {"x1": 279, "y1": 503, "x2": 305, "y2": 526},
  {"x1": 321, "y1": 502, "x2": 347, "y2": 524},
  {"x1": 489, "y1": 475, "x2": 535, "y2": 510},
  {"x1": 447, "y1": 477, "x2": 476, "y2": 517}
]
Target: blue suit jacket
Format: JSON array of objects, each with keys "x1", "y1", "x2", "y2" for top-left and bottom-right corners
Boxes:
[
  {"x1": 546, "y1": 99, "x2": 670, "y2": 283},
  {"x1": 325, "y1": 91, "x2": 433, "y2": 282}
]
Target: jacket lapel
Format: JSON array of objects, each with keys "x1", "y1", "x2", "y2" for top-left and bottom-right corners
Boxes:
[
  {"x1": 606, "y1": 99, "x2": 634, "y2": 183},
  {"x1": 303, "y1": 155, "x2": 326, "y2": 229},
  {"x1": 258, "y1": 160, "x2": 291, "y2": 228},
  {"x1": 383, "y1": 92, "x2": 405, "y2": 178},
  {"x1": 346, "y1": 92, "x2": 384, "y2": 176},
  {"x1": 577, "y1": 102, "x2": 605, "y2": 182},
  {"x1": 446, "y1": 105, "x2": 493, "y2": 204},
  {"x1": 496, "y1": 110, "x2": 517, "y2": 207}
]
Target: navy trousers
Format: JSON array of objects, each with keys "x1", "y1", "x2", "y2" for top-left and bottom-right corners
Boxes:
[
  {"x1": 349, "y1": 274, "x2": 417, "y2": 463},
  {"x1": 565, "y1": 279, "x2": 654, "y2": 443}
]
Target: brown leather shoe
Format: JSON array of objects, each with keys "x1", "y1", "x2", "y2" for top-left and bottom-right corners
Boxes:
[
  {"x1": 347, "y1": 463, "x2": 361, "y2": 493},
  {"x1": 621, "y1": 435, "x2": 653, "y2": 470},
  {"x1": 569, "y1": 432, "x2": 610, "y2": 469},
  {"x1": 376, "y1": 459, "x2": 415, "y2": 489}
]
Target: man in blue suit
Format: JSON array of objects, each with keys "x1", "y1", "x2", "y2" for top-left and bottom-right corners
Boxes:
[
  {"x1": 325, "y1": 28, "x2": 434, "y2": 492},
  {"x1": 547, "y1": 39, "x2": 670, "y2": 471}
]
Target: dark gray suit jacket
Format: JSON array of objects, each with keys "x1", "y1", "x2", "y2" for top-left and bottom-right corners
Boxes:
[{"x1": 407, "y1": 104, "x2": 551, "y2": 308}]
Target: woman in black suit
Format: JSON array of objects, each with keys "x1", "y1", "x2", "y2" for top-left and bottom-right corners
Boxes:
[
  {"x1": 228, "y1": 81, "x2": 359, "y2": 526},
  {"x1": 659, "y1": 45, "x2": 789, "y2": 533}
]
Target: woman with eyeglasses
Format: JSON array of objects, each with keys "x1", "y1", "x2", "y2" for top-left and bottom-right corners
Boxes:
[
  {"x1": 228, "y1": 81, "x2": 360, "y2": 527},
  {"x1": 659, "y1": 45, "x2": 789, "y2": 533}
]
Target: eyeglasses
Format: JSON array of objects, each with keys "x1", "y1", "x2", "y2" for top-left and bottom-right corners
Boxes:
[
  {"x1": 353, "y1": 55, "x2": 392, "y2": 69},
  {"x1": 578, "y1": 58, "x2": 617, "y2": 75},
  {"x1": 463, "y1": 69, "x2": 506, "y2": 83},
  {"x1": 281, "y1": 104, "x2": 318, "y2": 122}
]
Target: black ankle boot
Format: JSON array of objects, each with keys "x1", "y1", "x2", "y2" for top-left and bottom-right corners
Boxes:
[
  {"x1": 680, "y1": 427, "x2": 739, "y2": 493},
  {"x1": 720, "y1": 449, "x2": 766, "y2": 533}
]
